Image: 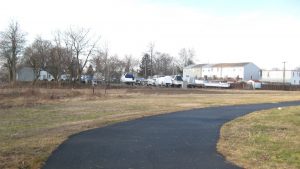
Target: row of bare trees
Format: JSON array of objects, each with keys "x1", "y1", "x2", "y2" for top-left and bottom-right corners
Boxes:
[
  {"x1": 138, "y1": 44, "x2": 195, "y2": 78},
  {"x1": 0, "y1": 21, "x2": 195, "y2": 85}
]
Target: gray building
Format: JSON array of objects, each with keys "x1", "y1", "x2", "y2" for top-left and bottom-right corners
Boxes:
[
  {"x1": 16, "y1": 66, "x2": 54, "y2": 81},
  {"x1": 16, "y1": 67, "x2": 35, "y2": 81}
]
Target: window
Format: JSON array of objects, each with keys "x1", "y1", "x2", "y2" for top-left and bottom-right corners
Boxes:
[
  {"x1": 293, "y1": 72, "x2": 295, "y2": 77},
  {"x1": 176, "y1": 76, "x2": 183, "y2": 81},
  {"x1": 125, "y1": 74, "x2": 134, "y2": 78},
  {"x1": 267, "y1": 72, "x2": 270, "y2": 77}
]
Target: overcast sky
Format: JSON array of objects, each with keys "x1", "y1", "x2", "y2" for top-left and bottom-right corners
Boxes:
[{"x1": 1, "y1": 0, "x2": 300, "y2": 69}]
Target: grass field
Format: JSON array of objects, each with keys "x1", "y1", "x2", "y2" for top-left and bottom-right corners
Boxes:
[
  {"x1": 1, "y1": 87, "x2": 300, "y2": 169},
  {"x1": 218, "y1": 106, "x2": 300, "y2": 169}
]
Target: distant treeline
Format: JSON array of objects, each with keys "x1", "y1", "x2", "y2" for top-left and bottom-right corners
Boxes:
[{"x1": 0, "y1": 20, "x2": 196, "y2": 85}]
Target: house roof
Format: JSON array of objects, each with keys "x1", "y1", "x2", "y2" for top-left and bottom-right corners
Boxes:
[
  {"x1": 193, "y1": 64, "x2": 208, "y2": 68},
  {"x1": 261, "y1": 69, "x2": 299, "y2": 72},
  {"x1": 248, "y1": 80, "x2": 261, "y2": 82},
  {"x1": 185, "y1": 64, "x2": 208, "y2": 69},
  {"x1": 212, "y1": 62, "x2": 251, "y2": 68},
  {"x1": 185, "y1": 62, "x2": 257, "y2": 69}
]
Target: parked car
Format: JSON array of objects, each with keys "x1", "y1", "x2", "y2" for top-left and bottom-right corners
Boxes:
[
  {"x1": 135, "y1": 77, "x2": 147, "y2": 85},
  {"x1": 60, "y1": 74, "x2": 70, "y2": 81}
]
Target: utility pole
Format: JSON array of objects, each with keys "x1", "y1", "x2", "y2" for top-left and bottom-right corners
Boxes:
[
  {"x1": 283, "y1": 61, "x2": 286, "y2": 84},
  {"x1": 144, "y1": 60, "x2": 147, "y2": 78},
  {"x1": 220, "y1": 65, "x2": 223, "y2": 79},
  {"x1": 172, "y1": 63, "x2": 175, "y2": 75},
  {"x1": 149, "y1": 42, "x2": 155, "y2": 76}
]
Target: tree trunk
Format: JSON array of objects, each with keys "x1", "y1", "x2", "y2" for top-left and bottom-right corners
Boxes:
[{"x1": 11, "y1": 62, "x2": 16, "y2": 86}]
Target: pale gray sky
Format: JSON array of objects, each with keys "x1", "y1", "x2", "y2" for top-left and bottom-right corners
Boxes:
[{"x1": 1, "y1": 0, "x2": 300, "y2": 69}]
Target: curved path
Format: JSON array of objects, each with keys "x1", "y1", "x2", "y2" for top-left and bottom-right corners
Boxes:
[{"x1": 43, "y1": 101, "x2": 300, "y2": 169}]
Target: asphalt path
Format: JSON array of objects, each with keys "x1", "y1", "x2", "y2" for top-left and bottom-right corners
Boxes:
[{"x1": 43, "y1": 101, "x2": 300, "y2": 169}]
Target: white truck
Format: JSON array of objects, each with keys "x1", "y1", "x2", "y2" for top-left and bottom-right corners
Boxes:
[
  {"x1": 120, "y1": 73, "x2": 135, "y2": 85},
  {"x1": 147, "y1": 77, "x2": 156, "y2": 86},
  {"x1": 155, "y1": 76, "x2": 173, "y2": 87},
  {"x1": 172, "y1": 75, "x2": 183, "y2": 87}
]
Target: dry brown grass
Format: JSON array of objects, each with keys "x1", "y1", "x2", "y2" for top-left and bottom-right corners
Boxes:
[
  {"x1": 218, "y1": 106, "x2": 300, "y2": 169},
  {"x1": 1, "y1": 88, "x2": 300, "y2": 169}
]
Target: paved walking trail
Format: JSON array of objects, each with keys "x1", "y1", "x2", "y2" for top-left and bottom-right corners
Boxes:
[{"x1": 43, "y1": 101, "x2": 300, "y2": 169}]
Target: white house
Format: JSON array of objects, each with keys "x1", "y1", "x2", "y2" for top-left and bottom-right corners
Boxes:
[
  {"x1": 183, "y1": 62, "x2": 261, "y2": 81},
  {"x1": 261, "y1": 70, "x2": 300, "y2": 85},
  {"x1": 183, "y1": 64, "x2": 207, "y2": 80},
  {"x1": 201, "y1": 62, "x2": 261, "y2": 81}
]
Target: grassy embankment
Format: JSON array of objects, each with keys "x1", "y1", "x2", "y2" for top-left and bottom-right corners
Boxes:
[
  {"x1": 218, "y1": 106, "x2": 300, "y2": 169},
  {"x1": 1, "y1": 88, "x2": 300, "y2": 169}
]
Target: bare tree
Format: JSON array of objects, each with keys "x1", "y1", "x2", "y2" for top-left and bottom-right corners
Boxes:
[
  {"x1": 102, "y1": 46, "x2": 109, "y2": 84},
  {"x1": 0, "y1": 21, "x2": 26, "y2": 84},
  {"x1": 123, "y1": 55, "x2": 138, "y2": 73},
  {"x1": 91, "y1": 46, "x2": 109, "y2": 83},
  {"x1": 107, "y1": 55, "x2": 123, "y2": 83},
  {"x1": 48, "y1": 31, "x2": 72, "y2": 82},
  {"x1": 64, "y1": 27, "x2": 99, "y2": 82},
  {"x1": 23, "y1": 36, "x2": 52, "y2": 83},
  {"x1": 91, "y1": 49, "x2": 123, "y2": 84},
  {"x1": 153, "y1": 52, "x2": 174, "y2": 75},
  {"x1": 91, "y1": 50, "x2": 106, "y2": 74},
  {"x1": 177, "y1": 48, "x2": 195, "y2": 73},
  {"x1": 148, "y1": 42, "x2": 155, "y2": 76},
  {"x1": 138, "y1": 53, "x2": 151, "y2": 78}
]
